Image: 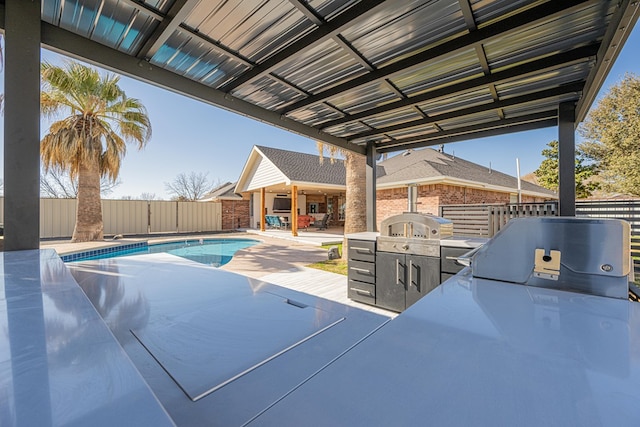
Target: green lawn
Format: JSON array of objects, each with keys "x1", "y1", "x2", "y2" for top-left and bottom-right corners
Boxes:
[{"x1": 307, "y1": 243, "x2": 347, "y2": 276}]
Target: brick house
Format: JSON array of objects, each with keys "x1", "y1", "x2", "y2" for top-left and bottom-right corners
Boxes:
[
  {"x1": 235, "y1": 145, "x2": 556, "y2": 230},
  {"x1": 201, "y1": 182, "x2": 251, "y2": 230}
]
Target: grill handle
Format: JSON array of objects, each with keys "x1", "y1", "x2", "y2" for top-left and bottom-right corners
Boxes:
[
  {"x1": 350, "y1": 246, "x2": 371, "y2": 252},
  {"x1": 396, "y1": 259, "x2": 400, "y2": 285}
]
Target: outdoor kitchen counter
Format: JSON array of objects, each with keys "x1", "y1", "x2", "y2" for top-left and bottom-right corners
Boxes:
[
  {"x1": 346, "y1": 232, "x2": 488, "y2": 249},
  {"x1": 440, "y1": 235, "x2": 489, "y2": 248}
]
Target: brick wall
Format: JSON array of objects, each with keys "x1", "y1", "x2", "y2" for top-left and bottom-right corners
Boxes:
[
  {"x1": 376, "y1": 184, "x2": 549, "y2": 229},
  {"x1": 221, "y1": 199, "x2": 250, "y2": 229}
]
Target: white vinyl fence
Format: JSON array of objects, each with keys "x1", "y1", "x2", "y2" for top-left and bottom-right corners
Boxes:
[{"x1": 0, "y1": 197, "x2": 222, "y2": 238}]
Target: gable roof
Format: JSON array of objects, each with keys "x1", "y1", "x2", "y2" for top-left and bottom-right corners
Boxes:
[
  {"x1": 377, "y1": 148, "x2": 556, "y2": 198},
  {"x1": 255, "y1": 146, "x2": 346, "y2": 186},
  {"x1": 201, "y1": 182, "x2": 242, "y2": 201}
]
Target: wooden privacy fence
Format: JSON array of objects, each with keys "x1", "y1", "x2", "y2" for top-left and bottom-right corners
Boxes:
[
  {"x1": 0, "y1": 197, "x2": 222, "y2": 238},
  {"x1": 439, "y1": 203, "x2": 558, "y2": 237}
]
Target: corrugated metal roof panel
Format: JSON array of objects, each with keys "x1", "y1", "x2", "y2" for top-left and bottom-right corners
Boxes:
[
  {"x1": 327, "y1": 80, "x2": 400, "y2": 114},
  {"x1": 385, "y1": 125, "x2": 439, "y2": 140},
  {"x1": 361, "y1": 108, "x2": 423, "y2": 129},
  {"x1": 495, "y1": 63, "x2": 592, "y2": 98},
  {"x1": 150, "y1": 30, "x2": 251, "y2": 88},
  {"x1": 437, "y1": 110, "x2": 502, "y2": 130},
  {"x1": 503, "y1": 96, "x2": 577, "y2": 118},
  {"x1": 323, "y1": 121, "x2": 374, "y2": 138},
  {"x1": 472, "y1": 0, "x2": 546, "y2": 27},
  {"x1": 141, "y1": 0, "x2": 173, "y2": 14},
  {"x1": 418, "y1": 89, "x2": 493, "y2": 117},
  {"x1": 342, "y1": 0, "x2": 466, "y2": 68},
  {"x1": 391, "y1": 48, "x2": 484, "y2": 96},
  {"x1": 271, "y1": 39, "x2": 367, "y2": 95},
  {"x1": 286, "y1": 103, "x2": 344, "y2": 127},
  {"x1": 484, "y1": 4, "x2": 612, "y2": 71},
  {"x1": 309, "y1": 0, "x2": 361, "y2": 20},
  {"x1": 232, "y1": 76, "x2": 306, "y2": 110},
  {"x1": 186, "y1": 0, "x2": 315, "y2": 64}
]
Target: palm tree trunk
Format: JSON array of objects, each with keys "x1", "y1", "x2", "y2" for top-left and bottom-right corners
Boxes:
[
  {"x1": 343, "y1": 152, "x2": 367, "y2": 259},
  {"x1": 72, "y1": 153, "x2": 104, "y2": 242}
]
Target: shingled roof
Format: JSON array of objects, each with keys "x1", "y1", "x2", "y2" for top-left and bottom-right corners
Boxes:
[
  {"x1": 201, "y1": 182, "x2": 242, "y2": 201},
  {"x1": 377, "y1": 148, "x2": 556, "y2": 197},
  {"x1": 255, "y1": 145, "x2": 346, "y2": 186}
]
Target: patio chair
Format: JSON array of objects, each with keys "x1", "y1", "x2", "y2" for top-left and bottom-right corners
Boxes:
[
  {"x1": 298, "y1": 215, "x2": 312, "y2": 230},
  {"x1": 315, "y1": 214, "x2": 329, "y2": 230},
  {"x1": 265, "y1": 215, "x2": 283, "y2": 229}
]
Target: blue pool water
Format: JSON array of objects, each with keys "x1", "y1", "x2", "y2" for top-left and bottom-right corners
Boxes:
[{"x1": 65, "y1": 239, "x2": 259, "y2": 267}]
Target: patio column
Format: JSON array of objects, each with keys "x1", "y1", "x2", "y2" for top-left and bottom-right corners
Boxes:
[
  {"x1": 260, "y1": 188, "x2": 266, "y2": 231},
  {"x1": 3, "y1": 0, "x2": 42, "y2": 250},
  {"x1": 366, "y1": 142, "x2": 377, "y2": 231},
  {"x1": 291, "y1": 185, "x2": 298, "y2": 237},
  {"x1": 558, "y1": 102, "x2": 576, "y2": 216}
]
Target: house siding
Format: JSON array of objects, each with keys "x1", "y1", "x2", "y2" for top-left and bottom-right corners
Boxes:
[{"x1": 245, "y1": 157, "x2": 288, "y2": 191}]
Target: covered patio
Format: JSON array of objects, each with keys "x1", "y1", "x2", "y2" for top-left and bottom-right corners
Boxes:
[{"x1": 2, "y1": 1, "x2": 640, "y2": 426}]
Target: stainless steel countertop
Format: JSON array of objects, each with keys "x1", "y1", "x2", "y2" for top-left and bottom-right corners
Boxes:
[
  {"x1": 0, "y1": 250, "x2": 175, "y2": 427},
  {"x1": 346, "y1": 232, "x2": 488, "y2": 249},
  {"x1": 249, "y1": 269, "x2": 640, "y2": 426}
]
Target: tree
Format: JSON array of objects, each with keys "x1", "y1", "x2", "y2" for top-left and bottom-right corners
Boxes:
[
  {"x1": 534, "y1": 140, "x2": 599, "y2": 199},
  {"x1": 317, "y1": 143, "x2": 367, "y2": 259},
  {"x1": 40, "y1": 61, "x2": 151, "y2": 242},
  {"x1": 40, "y1": 166, "x2": 120, "y2": 198},
  {"x1": 165, "y1": 172, "x2": 214, "y2": 201},
  {"x1": 579, "y1": 73, "x2": 640, "y2": 196}
]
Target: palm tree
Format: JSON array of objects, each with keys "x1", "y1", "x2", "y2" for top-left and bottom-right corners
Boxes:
[
  {"x1": 40, "y1": 61, "x2": 151, "y2": 242},
  {"x1": 317, "y1": 143, "x2": 367, "y2": 258}
]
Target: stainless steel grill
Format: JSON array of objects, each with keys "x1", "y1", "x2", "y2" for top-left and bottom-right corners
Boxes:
[{"x1": 377, "y1": 212, "x2": 453, "y2": 257}]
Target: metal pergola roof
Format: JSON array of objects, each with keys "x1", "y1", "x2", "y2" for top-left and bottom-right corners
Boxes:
[
  {"x1": 7, "y1": 0, "x2": 637, "y2": 156},
  {"x1": 0, "y1": 0, "x2": 639, "y2": 249}
]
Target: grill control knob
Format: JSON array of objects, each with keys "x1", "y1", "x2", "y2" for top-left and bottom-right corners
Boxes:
[{"x1": 402, "y1": 244, "x2": 410, "y2": 251}]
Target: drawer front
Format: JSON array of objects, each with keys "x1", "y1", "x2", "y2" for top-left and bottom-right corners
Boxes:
[
  {"x1": 348, "y1": 240, "x2": 376, "y2": 263},
  {"x1": 440, "y1": 246, "x2": 472, "y2": 274},
  {"x1": 348, "y1": 259, "x2": 375, "y2": 284},
  {"x1": 348, "y1": 280, "x2": 375, "y2": 305}
]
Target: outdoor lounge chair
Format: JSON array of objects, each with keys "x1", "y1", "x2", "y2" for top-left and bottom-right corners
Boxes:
[
  {"x1": 298, "y1": 215, "x2": 312, "y2": 229},
  {"x1": 315, "y1": 214, "x2": 329, "y2": 230},
  {"x1": 265, "y1": 215, "x2": 283, "y2": 229}
]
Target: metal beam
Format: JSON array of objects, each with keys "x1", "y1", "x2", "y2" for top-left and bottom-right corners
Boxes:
[
  {"x1": 287, "y1": 0, "x2": 324, "y2": 26},
  {"x1": 220, "y1": 0, "x2": 389, "y2": 92},
  {"x1": 319, "y1": 45, "x2": 597, "y2": 130},
  {"x1": 283, "y1": 0, "x2": 596, "y2": 114},
  {"x1": 3, "y1": 0, "x2": 41, "y2": 251},
  {"x1": 376, "y1": 111, "x2": 558, "y2": 152},
  {"x1": 458, "y1": 0, "x2": 477, "y2": 30},
  {"x1": 347, "y1": 82, "x2": 584, "y2": 140},
  {"x1": 558, "y1": 102, "x2": 576, "y2": 216},
  {"x1": 136, "y1": 0, "x2": 199, "y2": 60},
  {"x1": 366, "y1": 142, "x2": 377, "y2": 232},
  {"x1": 39, "y1": 22, "x2": 364, "y2": 155}
]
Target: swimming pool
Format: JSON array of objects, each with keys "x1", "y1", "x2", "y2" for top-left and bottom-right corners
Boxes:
[{"x1": 63, "y1": 238, "x2": 260, "y2": 267}]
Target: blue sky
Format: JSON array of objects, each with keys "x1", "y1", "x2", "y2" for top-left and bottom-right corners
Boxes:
[{"x1": 1, "y1": 23, "x2": 639, "y2": 199}]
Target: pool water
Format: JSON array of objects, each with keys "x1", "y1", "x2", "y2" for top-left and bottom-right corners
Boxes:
[{"x1": 68, "y1": 239, "x2": 259, "y2": 267}]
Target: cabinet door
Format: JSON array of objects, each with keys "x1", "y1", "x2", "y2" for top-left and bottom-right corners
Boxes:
[
  {"x1": 375, "y1": 252, "x2": 406, "y2": 312},
  {"x1": 406, "y1": 255, "x2": 440, "y2": 309}
]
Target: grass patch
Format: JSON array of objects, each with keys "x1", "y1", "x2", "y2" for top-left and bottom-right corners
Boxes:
[
  {"x1": 307, "y1": 243, "x2": 347, "y2": 275},
  {"x1": 307, "y1": 259, "x2": 348, "y2": 275}
]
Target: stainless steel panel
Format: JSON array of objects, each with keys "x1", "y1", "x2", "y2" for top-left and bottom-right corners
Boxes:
[
  {"x1": 132, "y1": 292, "x2": 343, "y2": 401},
  {"x1": 377, "y1": 236, "x2": 440, "y2": 257},
  {"x1": 248, "y1": 275, "x2": 640, "y2": 426},
  {"x1": 472, "y1": 217, "x2": 632, "y2": 298},
  {"x1": 68, "y1": 253, "x2": 389, "y2": 426},
  {"x1": 0, "y1": 250, "x2": 175, "y2": 427}
]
